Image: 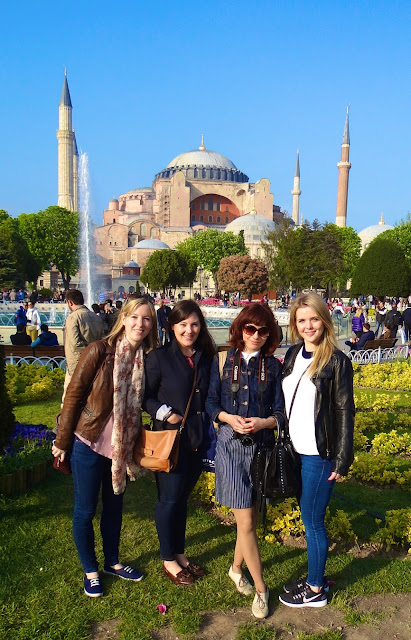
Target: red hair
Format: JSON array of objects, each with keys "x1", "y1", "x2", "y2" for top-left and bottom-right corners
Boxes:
[{"x1": 228, "y1": 303, "x2": 279, "y2": 355}]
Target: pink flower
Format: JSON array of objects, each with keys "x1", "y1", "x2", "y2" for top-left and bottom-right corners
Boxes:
[{"x1": 157, "y1": 604, "x2": 167, "y2": 615}]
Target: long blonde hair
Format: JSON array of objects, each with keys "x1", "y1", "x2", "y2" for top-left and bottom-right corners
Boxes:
[
  {"x1": 106, "y1": 298, "x2": 158, "y2": 353},
  {"x1": 289, "y1": 293, "x2": 338, "y2": 378}
]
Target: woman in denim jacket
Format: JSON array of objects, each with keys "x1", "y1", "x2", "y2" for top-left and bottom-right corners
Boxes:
[{"x1": 206, "y1": 303, "x2": 284, "y2": 619}]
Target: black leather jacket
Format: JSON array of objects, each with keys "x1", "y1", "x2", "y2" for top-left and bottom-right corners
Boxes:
[{"x1": 282, "y1": 344, "x2": 355, "y2": 476}]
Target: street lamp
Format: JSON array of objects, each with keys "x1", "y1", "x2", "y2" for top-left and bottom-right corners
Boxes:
[{"x1": 198, "y1": 266, "x2": 203, "y2": 299}]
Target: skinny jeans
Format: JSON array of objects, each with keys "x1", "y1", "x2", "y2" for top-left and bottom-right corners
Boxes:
[
  {"x1": 71, "y1": 437, "x2": 124, "y2": 573},
  {"x1": 154, "y1": 444, "x2": 202, "y2": 561},
  {"x1": 299, "y1": 455, "x2": 335, "y2": 588}
]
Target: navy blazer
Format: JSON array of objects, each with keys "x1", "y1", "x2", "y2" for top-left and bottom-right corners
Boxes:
[{"x1": 144, "y1": 339, "x2": 212, "y2": 450}]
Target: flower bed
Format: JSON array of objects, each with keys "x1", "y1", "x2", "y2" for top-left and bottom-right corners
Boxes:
[{"x1": 0, "y1": 423, "x2": 54, "y2": 495}]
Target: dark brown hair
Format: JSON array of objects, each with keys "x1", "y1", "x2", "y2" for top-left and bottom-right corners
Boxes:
[
  {"x1": 229, "y1": 302, "x2": 279, "y2": 355},
  {"x1": 168, "y1": 299, "x2": 216, "y2": 359},
  {"x1": 65, "y1": 289, "x2": 84, "y2": 305}
]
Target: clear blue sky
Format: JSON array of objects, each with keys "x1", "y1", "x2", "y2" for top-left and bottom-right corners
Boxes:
[{"x1": 0, "y1": 0, "x2": 409, "y2": 232}]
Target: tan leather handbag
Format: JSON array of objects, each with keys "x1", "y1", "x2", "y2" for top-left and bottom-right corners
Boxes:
[{"x1": 134, "y1": 367, "x2": 197, "y2": 472}]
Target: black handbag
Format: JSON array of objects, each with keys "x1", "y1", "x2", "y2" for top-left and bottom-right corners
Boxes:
[{"x1": 252, "y1": 372, "x2": 305, "y2": 521}]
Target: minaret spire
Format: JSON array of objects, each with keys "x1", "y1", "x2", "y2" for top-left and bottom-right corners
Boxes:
[
  {"x1": 199, "y1": 134, "x2": 206, "y2": 150},
  {"x1": 335, "y1": 106, "x2": 351, "y2": 227},
  {"x1": 57, "y1": 70, "x2": 75, "y2": 210},
  {"x1": 291, "y1": 149, "x2": 301, "y2": 225}
]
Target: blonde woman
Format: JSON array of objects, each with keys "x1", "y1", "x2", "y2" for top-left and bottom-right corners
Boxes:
[
  {"x1": 279, "y1": 293, "x2": 355, "y2": 609},
  {"x1": 52, "y1": 298, "x2": 158, "y2": 598}
]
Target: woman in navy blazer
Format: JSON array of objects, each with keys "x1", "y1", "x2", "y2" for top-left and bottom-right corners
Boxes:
[{"x1": 144, "y1": 300, "x2": 216, "y2": 586}]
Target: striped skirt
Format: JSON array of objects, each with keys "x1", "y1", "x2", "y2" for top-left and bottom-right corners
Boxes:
[{"x1": 214, "y1": 425, "x2": 257, "y2": 509}]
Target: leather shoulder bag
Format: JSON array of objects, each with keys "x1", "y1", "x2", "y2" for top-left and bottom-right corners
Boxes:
[
  {"x1": 252, "y1": 371, "x2": 304, "y2": 521},
  {"x1": 134, "y1": 367, "x2": 197, "y2": 473}
]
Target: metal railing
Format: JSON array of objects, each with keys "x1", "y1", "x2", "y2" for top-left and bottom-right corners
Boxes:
[
  {"x1": 5, "y1": 355, "x2": 67, "y2": 369},
  {"x1": 348, "y1": 345, "x2": 409, "y2": 364}
]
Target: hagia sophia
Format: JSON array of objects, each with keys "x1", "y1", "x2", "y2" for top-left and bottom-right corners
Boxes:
[{"x1": 56, "y1": 73, "x2": 393, "y2": 294}]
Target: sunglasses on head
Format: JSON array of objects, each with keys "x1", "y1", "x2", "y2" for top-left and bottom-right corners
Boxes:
[{"x1": 243, "y1": 324, "x2": 270, "y2": 338}]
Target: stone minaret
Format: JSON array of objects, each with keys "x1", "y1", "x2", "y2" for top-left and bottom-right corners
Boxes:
[
  {"x1": 335, "y1": 106, "x2": 351, "y2": 227},
  {"x1": 291, "y1": 149, "x2": 301, "y2": 225},
  {"x1": 73, "y1": 132, "x2": 79, "y2": 212},
  {"x1": 57, "y1": 70, "x2": 75, "y2": 211}
]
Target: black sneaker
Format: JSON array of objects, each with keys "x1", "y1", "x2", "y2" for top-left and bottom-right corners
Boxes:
[
  {"x1": 279, "y1": 585, "x2": 328, "y2": 608},
  {"x1": 283, "y1": 576, "x2": 330, "y2": 594}
]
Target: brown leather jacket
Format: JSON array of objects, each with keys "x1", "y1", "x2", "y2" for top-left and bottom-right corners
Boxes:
[{"x1": 56, "y1": 340, "x2": 114, "y2": 451}]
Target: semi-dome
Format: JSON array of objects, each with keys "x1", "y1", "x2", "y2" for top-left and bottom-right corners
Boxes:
[
  {"x1": 124, "y1": 260, "x2": 139, "y2": 268},
  {"x1": 136, "y1": 239, "x2": 170, "y2": 250},
  {"x1": 358, "y1": 213, "x2": 394, "y2": 252},
  {"x1": 225, "y1": 211, "x2": 275, "y2": 243},
  {"x1": 154, "y1": 136, "x2": 249, "y2": 183}
]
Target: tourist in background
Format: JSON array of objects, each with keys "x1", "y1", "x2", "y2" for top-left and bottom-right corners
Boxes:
[
  {"x1": 279, "y1": 293, "x2": 354, "y2": 609},
  {"x1": 374, "y1": 300, "x2": 387, "y2": 337},
  {"x1": 10, "y1": 324, "x2": 31, "y2": 345},
  {"x1": 52, "y1": 298, "x2": 158, "y2": 597},
  {"x1": 31, "y1": 323, "x2": 59, "y2": 347},
  {"x1": 144, "y1": 300, "x2": 216, "y2": 586},
  {"x1": 351, "y1": 307, "x2": 365, "y2": 339},
  {"x1": 26, "y1": 302, "x2": 41, "y2": 342},
  {"x1": 156, "y1": 300, "x2": 170, "y2": 345},
  {"x1": 206, "y1": 303, "x2": 284, "y2": 619}
]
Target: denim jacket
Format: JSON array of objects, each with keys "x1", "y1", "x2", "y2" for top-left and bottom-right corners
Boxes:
[{"x1": 206, "y1": 349, "x2": 285, "y2": 435}]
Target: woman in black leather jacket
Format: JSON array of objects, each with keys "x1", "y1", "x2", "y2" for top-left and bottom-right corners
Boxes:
[{"x1": 279, "y1": 293, "x2": 354, "y2": 610}]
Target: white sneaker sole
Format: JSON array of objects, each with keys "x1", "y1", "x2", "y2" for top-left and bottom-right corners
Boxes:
[
  {"x1": 84, "y1": 589, "x2": 102, "y2": 598},
  {"x1": 278, "y1": 595, "x2": 327, "y2": 608}
]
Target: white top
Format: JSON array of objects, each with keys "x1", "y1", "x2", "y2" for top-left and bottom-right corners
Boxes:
[
  {"x1": 241, "y1": 350, "x2": 259, "y2": 364},
  {"x1": 282, "y1": 348, "x2": 319, "y2": 455}
]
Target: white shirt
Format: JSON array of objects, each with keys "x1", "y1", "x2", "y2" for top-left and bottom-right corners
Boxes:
[{"x1": 282, "y1": 348, "x2": 319, "y2": 455}]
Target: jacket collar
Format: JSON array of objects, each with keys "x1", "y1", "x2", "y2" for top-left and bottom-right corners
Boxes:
[{"x1": 169, "y1": 337, "x2": 203, "y2": 365}]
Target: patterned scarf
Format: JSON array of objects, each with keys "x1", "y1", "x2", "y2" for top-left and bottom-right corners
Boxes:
[{"x1": 111, "y1": 333, "x2": 144, "y2": 494}]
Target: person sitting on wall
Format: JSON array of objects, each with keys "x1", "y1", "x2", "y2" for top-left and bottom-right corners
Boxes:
[
  {"x1": 345, "y1": 322, "x2": 375, "y2": 351},
  {"x1": 31, "y1": 323, "x2": 59, "y2": 347},
  {"x1": 11, "y1": 323, "x2": 32, "y2": 345}
]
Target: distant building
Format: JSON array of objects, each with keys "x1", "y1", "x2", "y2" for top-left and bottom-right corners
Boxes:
[{"x1": 358, "y1": 212, "x2": 394, "y2": 253}]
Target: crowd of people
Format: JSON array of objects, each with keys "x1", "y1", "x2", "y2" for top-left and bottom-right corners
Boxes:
[{"x1": 47, "y1": 290, "x2": 355, "y2": 618}]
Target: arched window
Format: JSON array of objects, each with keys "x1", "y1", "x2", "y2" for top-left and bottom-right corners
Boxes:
[
  {"x1": 150, "y1": 227, "x2": 157, "y2": 238},
  {"x1": 112, "y1": 218, "x2": 115, "y2": 224},
  {"x1": 225, "y1": 217, "x2": 229, "y2": 223},
  {"x1": 200, "y1": 201, "x2": 205, "y2": 210},
  {"x1": 200, "y1": 215, "x2": 204, "y2": 222},
  {"x1": 192, "y1": 202, "x2": 196, "y2": 210},
  {"x1": 140, "y1": 223, "x2": 147, "y2": 237},
  {"x1": 217, "y1": 216, "x2": 221, "y2": 223},
  {"x1": 208, "y1": 215, "x2": 213, "y2": 223},
  {"x1": 216, "y1": 202, "x2": 220, "y2": 211},
  {"x1": 208, "y1": 198, "x2": 213, "y2": 211},
  {"x1": 191, "y1": 214, "x2": 196, "y2": 221}
]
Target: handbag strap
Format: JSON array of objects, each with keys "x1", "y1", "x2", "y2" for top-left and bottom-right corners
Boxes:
[
  {"x1": 287, "y1": 369, "x2": 307, "y2": 421},
  {"x1": 178, "y1": 366, "x2": 198, "y2": 434}
]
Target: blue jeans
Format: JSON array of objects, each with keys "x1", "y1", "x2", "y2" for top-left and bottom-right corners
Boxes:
[
  {"x1": 375, "y1": 321, "x2": 384, "y2": 337},
  {"x1": 155, "y1": 445, "x2": 202, "y2": 561},
  {"x1": 71, "y1": 437, "x2": 124, "y2": 573},
  {"x1": 299, "y1": 455, "x2": 335, "y2": 588}
]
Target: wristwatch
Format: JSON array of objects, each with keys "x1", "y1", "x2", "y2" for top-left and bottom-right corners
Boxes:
[{"x1": 163, "y1": 409, "x2": 173, "y2": 423}]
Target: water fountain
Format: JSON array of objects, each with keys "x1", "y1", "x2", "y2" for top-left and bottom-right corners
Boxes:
[{"x1": 78, "y1": 152, "x2": 96, "y2": 308}]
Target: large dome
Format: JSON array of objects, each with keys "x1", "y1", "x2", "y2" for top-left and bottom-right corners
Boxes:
[
  {"x1": 167, "y1": 149, "x2": 237, "y2": 170},
  {"x1": 155, "y1": 136, "x2": 249, "y2": 183},
  {"x1": 225, "y1": 211, "x2": 275, "y2": 243},
  {"x1": 358, "y1": 213, "x2": 394, "y2": 252}
]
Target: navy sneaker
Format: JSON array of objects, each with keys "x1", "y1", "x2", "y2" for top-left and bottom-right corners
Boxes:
[
  {"x1": 279, "y1": 585, "x2": 328, "y2": 608},
  {"x1": 283, "y1": 576, "x2": 330, "y2": 593},
  {"x1": 103, "y1": 565, "x2": 143, "y2": 581},
  {"x1": 84, "y1": 574, "x2": 103, "y2": 598}
]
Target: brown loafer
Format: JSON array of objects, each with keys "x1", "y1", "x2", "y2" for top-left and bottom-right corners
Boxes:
[
  {"x1": 186, "y1": 563, "x2": 205, "y2": 578},
  {"x1": 163, "y1": 566, "x2": 194, "y2": 586}
]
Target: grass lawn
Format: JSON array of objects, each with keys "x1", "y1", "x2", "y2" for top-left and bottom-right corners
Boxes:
[{"x1": 2, "y1": 385, "x2": 410, "y2": 639}]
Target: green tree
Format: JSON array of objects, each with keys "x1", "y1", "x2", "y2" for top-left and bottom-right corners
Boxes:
[
  {"x1": 373, "y1": 220, "x2": 411, "y2": 268},
  {"x1": 0, "y1": 210, "x2": 39, "y2": 287},
  {"x1": 217, "y1": 255, "x2": 269, "y2": 297},
  {"x1": 140, "y1": 250, "x2": 189, "y2": 293},
  {"x1": 176, "y1": 229, "x2": 247, "y2": 290},
  {"x1": 37, "y1": 206, "x2": 79, "y2": 290},
  {"x1": 350, "y1": 236, "x2": 411, "y2": 298},
  {"x1": 18, "y1": 212, "x2": 52, "y2": 282},
  {"x1": 323, "y1": 223, "x2": 361, "y2": 288}
]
